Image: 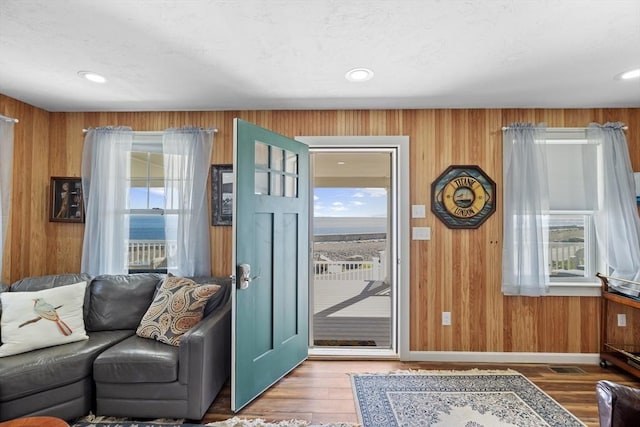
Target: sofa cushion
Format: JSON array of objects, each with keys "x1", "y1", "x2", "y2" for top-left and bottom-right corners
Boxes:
[
  {"x1": 86, "y1": 273, "x2": 164, "y2": 332},
  {"x1": 0, "y1": 281, "x2": 88, "y2": 357},
  {"x1": 94, "y1": 335, "x2": 179, "y2": 383},
  {"x1": 0, "y1": 329, "x2": 132, "y2": 402},
  {"x1": 136, "y1": 276, "x2": 220, "y2": 346},
  {"x1": 190, "y1": 276, "x2": 232, "y2": 317},
  {"x1": 9, "y1": 273, "x2": 92, "y2": 291}
]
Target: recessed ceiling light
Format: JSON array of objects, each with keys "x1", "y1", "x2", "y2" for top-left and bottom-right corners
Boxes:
[
  {"x1": 78, "y1": 71, "x2": 107, "y2": 84},
  {"x1": 337, "y1": 161, "x2": 346, "y2": 165},
  {"x1": 616, "y1": 68, "x2": 640, "y2": 80},
  {"x1": 345, "y1": 68, "x2": 374, "y2": 82}
]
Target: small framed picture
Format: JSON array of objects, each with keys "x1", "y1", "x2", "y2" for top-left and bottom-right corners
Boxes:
[
  {"x1": 211, "y1": 164, "x2": 233, "y2": 226},
  {"x1": 50, "y1": 177, "x2": 84, "y2": 223}
]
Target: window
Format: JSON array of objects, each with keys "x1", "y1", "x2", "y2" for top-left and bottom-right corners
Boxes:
[
  {"x1": 128, "y1": 135, "x2": 172, "y2": 273},
  {"x1": 545, "y1": 130, "x2": 602, "y2": 286},
  {"x1": 254, "y1": 141, "x2": 298, "y2": 197}
]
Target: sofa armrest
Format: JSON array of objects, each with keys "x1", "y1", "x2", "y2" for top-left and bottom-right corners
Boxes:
[
  {"x1": 177, "y1": 300, "x2": 231, "y2": 419},
  {"x1": 596, "y1": 380, "x2": 640, "y2": 427}
]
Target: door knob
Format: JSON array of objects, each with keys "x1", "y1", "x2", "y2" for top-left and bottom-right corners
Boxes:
[{"x1": 237, "y1": 263, "x2": 259, "y2": 290}]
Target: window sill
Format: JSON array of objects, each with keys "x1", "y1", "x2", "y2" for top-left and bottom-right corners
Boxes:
[{"x1": 547, "y1": 281, "x2": 601, "y2": 297}]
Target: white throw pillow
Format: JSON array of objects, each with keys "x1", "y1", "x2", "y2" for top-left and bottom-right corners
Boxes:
[{"x1": 0, "y1": 281, "x2": 89, "y2": 357}]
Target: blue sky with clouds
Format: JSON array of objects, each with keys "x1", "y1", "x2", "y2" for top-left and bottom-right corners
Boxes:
[
  {"x1": 130, "y1": 186, "x2": 388, "y2": 218},
  {"x1": 314, "y1": 187, "x2": 387, "y2": 217},
  {"x1": 130, "y1": 187, "x2": 164, "y2": 209}
]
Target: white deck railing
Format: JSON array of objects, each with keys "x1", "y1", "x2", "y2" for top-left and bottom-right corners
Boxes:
[
  {"x1": 314, "y1": 256, "x2": 385, "y2": 281},
  {"x1": 129, "y1": 240, "x2": 583, "y2": 279},
  {"x1": 550, "y1": 242, "x2": 584, "y2": 274},
  {"x1": 128, "y1": 240, "x2": 176, "y2": 269}
]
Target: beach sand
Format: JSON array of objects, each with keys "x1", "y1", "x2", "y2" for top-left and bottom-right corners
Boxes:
[{"x1": 313, "y1": 239, "x2": 386, "y2": 261}]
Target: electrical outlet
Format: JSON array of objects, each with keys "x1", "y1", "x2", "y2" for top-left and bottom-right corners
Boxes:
[
  {"x1": 617, "y1": 313, "x2": 627, "y2": 327},
  {"x1": 442, "y1": 311, "x2": 451, "y2": 326}
]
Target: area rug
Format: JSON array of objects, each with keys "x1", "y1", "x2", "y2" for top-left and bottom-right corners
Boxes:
[
  {"x1": 72, "y1": 417, "x2": 198, "y2": 427},
  {"x1": 350, "y1": 369, "x2": 586, "y2": 427},
  {"x1": 73, "y1": 415, "x2": 354, "y2": 427}
]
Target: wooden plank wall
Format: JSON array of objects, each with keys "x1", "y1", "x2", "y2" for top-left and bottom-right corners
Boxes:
[{"x1": 1, "y1": 93, "x2": 639, "y2": 354}]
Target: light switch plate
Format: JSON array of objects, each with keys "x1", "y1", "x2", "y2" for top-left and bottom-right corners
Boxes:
[
  {"x1": 412, "y1": 226, "x2": 431, "y2": 240},
  {"x1": 442, "y1": 312, "x2": 451, "y2": 326},
  {"x1": 411, "y1": 204, "x2": 426, "y2": 218}
]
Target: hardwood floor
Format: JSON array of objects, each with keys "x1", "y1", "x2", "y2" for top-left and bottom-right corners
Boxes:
[{"x1": 200, "y1": 359, "x2": 640, "y2": 426}]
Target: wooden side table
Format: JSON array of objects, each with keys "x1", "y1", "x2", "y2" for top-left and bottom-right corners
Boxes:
[{"x1": 0, "y1": 417, "x2": 69, "y2": 427}]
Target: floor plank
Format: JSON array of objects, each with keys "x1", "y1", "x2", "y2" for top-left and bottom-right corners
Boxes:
[{"x1": 200, "y1": 360, "x2": 640, "y2": 426}]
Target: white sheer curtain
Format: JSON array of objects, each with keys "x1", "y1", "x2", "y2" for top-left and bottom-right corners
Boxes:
[
  {"x1": 162, "y1": 127, "x2": 214, "y2": 277},
  {"x1": 589, "y1": 122, "x2": 640, "y2": 297},
  {"x1": 502, "y1": 123, "x2": 550, "y2": 296},
  {"x1": 81, "y1": 127, "x2": 133, "y2": 275},
  {"x1": 0, "y1": 119, "x2": 15, "y2": 280}
]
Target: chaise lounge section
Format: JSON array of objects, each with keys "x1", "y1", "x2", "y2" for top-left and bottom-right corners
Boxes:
[{"x1": 0, "y1": 272, "x2": 231, "y2": 422}]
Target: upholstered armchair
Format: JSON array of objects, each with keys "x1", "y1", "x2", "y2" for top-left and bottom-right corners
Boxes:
[{"x1": 596, "y1": 380, "x2": 640, "y2": 427}]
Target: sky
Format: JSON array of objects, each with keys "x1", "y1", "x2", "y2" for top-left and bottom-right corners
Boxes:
[
  {"x1": 130, "y1": 187, "x2": 164, "y2": 210},
  {"x1": 314, "y1": 187, "x2": 387, "y2": 217},
  {"x1": 130, "y1": 186, "x2": 388, "y2": 218}
]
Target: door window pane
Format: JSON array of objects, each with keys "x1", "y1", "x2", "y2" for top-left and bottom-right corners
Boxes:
[
  {"x1": 285, "y1": 175, "x2": 297, "y2": 198},
  {"x1": 255, "y1": 142, "x2": 269, "y2": 168},
  {"x1": 254, "y1": 145, "x2": 298, "y2": 198},
  {"x1": 271, "y1": 173, "x2": 283, "y2": 196},
  {"x1": 285, "y1": 152, "x2": 297, "y2": 174},
  {"x1": 255, "y1": 171, "x2": 269, "y2": 195},
  {"x1": 271, "y1": 147, "x2": 284, "y2": 171}
]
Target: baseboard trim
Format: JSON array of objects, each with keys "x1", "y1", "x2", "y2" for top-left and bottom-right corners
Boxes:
[{"x1": 403, "y1": 351, "x2": 601, "y2": 365}]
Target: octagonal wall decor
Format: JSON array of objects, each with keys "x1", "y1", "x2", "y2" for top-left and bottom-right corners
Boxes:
[{"x1": 431, "y1": 165, "x2": 496, "y2": 229}]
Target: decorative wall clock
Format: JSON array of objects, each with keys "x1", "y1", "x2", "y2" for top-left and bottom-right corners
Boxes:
[{"x1": 431, "y1": 165, "x2": 496, "y2": 229}]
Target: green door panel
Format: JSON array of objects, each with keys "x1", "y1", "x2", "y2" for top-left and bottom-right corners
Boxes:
[{"x1": 232, "y1": 119, "x2": 309, "y2": 411}]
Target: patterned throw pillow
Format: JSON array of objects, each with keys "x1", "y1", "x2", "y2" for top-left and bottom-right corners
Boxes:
[{"x1": 136, "y1": 276, "x2": 220, "y2": 346}]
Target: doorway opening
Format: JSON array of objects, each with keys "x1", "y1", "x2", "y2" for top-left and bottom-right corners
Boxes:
[{"x1": 309, "y1": 148, "x2": 397, "y2": 356}]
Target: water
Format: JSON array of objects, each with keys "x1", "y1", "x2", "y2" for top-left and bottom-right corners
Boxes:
[
  {"x1": 313, "y1": 217, "x2": 386, "y2": 235},
  {"x1": 129, "y1": 215, "x2": 386, "y2": 240},
  {"x1": 129, "y1": 215, "x2": 175, "y2": 240}
]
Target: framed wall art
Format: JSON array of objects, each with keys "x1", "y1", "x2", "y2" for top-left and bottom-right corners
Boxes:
[
  {"x1": 50, "y1": 177, "x2": 84, "y2": 223},
  {"x1": 211, "y1": 164, "x2": 234, "y2": 226},
  {"x1": 431, "y1": 165, "x2": 496, "y2": 229}
]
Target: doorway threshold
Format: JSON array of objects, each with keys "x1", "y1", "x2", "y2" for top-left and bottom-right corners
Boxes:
[{"x1": 309, "y1": 347, "x2": 399, "y2": 360}]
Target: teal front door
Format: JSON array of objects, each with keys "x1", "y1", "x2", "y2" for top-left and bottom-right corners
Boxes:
[{"x1": 232, "y1": 119, "x2": 309, "y2": 411}]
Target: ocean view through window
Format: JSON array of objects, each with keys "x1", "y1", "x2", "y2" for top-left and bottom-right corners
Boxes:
[{"x1": 128, "y1": 148, "x2": 170, "y2": 272}]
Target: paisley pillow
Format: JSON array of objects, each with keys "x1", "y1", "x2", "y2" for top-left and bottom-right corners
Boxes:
[{"x1": 136, "y1": 276, "x2": 220, "y2": 346}]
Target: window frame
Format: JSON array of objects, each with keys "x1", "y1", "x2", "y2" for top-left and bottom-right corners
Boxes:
[
  {"x1": 128, "y1": 133, "x2": 173, "y2": 273},
  {"x1": 543, "y1": 129, "x2": 604, "y2": 296}
]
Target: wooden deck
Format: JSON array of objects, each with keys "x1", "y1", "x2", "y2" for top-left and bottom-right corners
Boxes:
[{"x1": 312, "y1": 279, "x2": 391, "y2": 348}]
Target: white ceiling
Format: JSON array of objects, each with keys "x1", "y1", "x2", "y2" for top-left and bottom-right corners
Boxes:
[{"x1": 1, "y1": 0, "x2": 639, "y2": 112}]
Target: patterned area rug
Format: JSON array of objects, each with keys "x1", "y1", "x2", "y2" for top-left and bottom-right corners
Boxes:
[
  {"x1": 72, "y1": 415, "x2": 353, "y2": 427},
  {"x1": 350, "y1": 369, "x2": 586, "y2": 427}
]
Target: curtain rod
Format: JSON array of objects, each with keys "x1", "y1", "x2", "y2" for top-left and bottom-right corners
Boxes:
[
  {"x1": 501, "y1": 125, "x2": 628, "y2": 131},
  {"x1": 0, "y1": 114, "x2": 19, "y2": 123},
  {"x1": 82, "y1": 128, "x2": 218, "y2": 134}
]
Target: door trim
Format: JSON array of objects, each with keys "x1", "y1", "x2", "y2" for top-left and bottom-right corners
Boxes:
[{"x1": 296, "y1": 136, "x2": 409, "y2": 359}]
